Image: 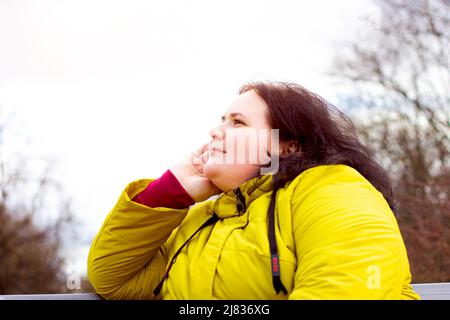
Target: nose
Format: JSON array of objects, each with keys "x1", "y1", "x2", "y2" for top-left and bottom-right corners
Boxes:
[{"x1": 209, "y1": 125, "x2": 225, "y2": 141}]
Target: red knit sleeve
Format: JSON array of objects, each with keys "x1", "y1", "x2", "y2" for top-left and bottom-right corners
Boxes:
[{"x1": 132, "y1": 169, "x2": 195, "y2": 209}]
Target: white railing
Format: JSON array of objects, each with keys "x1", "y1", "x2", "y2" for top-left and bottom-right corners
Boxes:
[{"x1": 0, "y1": 283, "x2": 449, "y2": 300}]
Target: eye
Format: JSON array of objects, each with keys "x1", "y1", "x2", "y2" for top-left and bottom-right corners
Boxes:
[{"x1": 233, "y1": 119, "x2": 245, "y2": 126}]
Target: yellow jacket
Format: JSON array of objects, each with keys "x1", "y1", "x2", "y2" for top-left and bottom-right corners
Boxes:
[{"x1": 87, "y1": 164, "x2": 420, "y2": 299}]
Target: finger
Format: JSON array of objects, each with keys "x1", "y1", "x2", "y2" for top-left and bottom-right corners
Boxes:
[
  {"x1": 190, "y1": 142, "x2": 210, "y2": 175},
  {"x1": 191, "y1": 151, "x2": 208, "y2": 174},
  {"x1": 191, "y1": 152, "x2": 203, "y2": 166},
  {"x1": 191, "y1": 163, "x2": 204, "y2": 176},
  {"x1": 199, "y1": 146, "x2": 210, "y2": 162},
  {"x1": 193, "y1": 142, "x2": 210, "y2": 157}
]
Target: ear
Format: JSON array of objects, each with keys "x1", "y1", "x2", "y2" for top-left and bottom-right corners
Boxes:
[{"x1": 279, "y1": 140, "x2": 299, "y2": 158}]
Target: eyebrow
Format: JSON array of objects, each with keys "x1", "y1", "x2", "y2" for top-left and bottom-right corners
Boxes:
[{"x1": 221, "y1": 112, "x2": 247, "y2": 121}]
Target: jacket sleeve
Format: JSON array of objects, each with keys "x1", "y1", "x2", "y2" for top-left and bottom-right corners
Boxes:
[
  {"x1": 288, "y1": 165, "x2": 420, "y2": 300},
  {"x1": 87, "y1": 179, "x2": 189, "y2": 300}
]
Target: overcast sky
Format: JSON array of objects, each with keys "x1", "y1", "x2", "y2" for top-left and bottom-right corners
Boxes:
[{"x1": 0, "y1": 0, "x2": 378, "y2": 276}]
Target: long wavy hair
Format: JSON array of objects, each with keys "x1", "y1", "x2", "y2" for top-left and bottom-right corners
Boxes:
[{"x1": 239, "y1": 81, "x2": 396, "y2": 212}]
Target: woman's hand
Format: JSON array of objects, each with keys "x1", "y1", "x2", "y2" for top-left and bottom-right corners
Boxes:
[{"x1": 169, "y1": 142, "x2": 222, "y2": 203}]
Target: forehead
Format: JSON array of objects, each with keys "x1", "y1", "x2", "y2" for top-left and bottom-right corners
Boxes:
[{"x1": 225, "y1": 90, "x2": 269, "y2": 126}]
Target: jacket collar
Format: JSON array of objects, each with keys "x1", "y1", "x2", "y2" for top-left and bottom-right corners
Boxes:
[{"x1": 212, "y1": 174, "x2": 273, "y2": 219}]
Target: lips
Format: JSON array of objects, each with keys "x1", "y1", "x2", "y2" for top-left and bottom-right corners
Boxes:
[
  {"x1": 210, "y1": 147, "x2": 226, "y2": 153},
  {"x1": 209, "y1": 143, "x2": 226, "y2": 153}
]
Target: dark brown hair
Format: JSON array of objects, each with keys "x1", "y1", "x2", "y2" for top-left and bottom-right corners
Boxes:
[{"x1": 239, "y1": 81, "x2": 396, "y2": 212}]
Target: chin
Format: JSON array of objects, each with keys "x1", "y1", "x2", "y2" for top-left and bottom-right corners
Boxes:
[
  {"x1": 204, "y1": 162, "x2": 259, "y2": 192},
  {"x1": 203, "y1": 163, "x2": 232, "y2": 192}
]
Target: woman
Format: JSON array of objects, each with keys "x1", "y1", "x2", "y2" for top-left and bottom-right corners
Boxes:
[{"x1": 87, "y1": 81, "x2": 420, "y2": 300}]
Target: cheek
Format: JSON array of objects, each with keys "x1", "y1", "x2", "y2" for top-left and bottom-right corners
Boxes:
[
  {"x1": 224, "y1": 129, "x2": 272, "y2": 165},
  {"x1": 226, "y1": 137, "x2": 270, "y2": 165}
]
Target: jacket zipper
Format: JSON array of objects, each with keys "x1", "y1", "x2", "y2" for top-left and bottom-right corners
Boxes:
[{"x1": 233, "y1": 187, "x2": 247, "y2": 215}]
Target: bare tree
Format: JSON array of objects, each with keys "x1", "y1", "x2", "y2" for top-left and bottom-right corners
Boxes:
[
  {"x1": 0, "y1": 120, "x2": 77, "y2": 294},
  {"x1": 330, "y1": 0, "x2": 450, "y2": 282}
]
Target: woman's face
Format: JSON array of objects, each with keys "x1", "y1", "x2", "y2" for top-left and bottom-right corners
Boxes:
[{"x1": 204, "y1": 90, "x2": 277, "y2": 192}]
